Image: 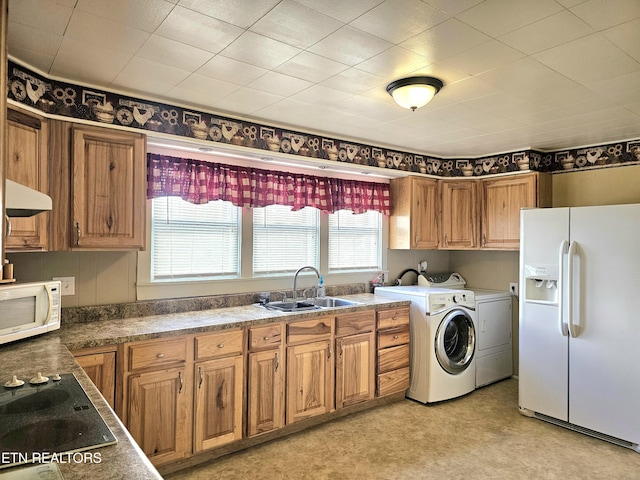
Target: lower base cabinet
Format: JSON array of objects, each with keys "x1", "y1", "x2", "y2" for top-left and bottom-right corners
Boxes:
[
  {"x1": 194, "y1": 356, "x2": 244, "y2": 452},
  {"x1": 121, "y1": 305, "x2": 410, "y2": 471},
  {"x1": 248, "y1": 348, "x2": 284, "y2": 436},
  {"x1": 127, "y1": 367, "x2": 192, "y2": 465},
  {"x1": 286, "y1": 340, "x2": 334, "y2": 424},
  {"x1": 73, "y1": 347, "x2": 116, "y2": 408}
]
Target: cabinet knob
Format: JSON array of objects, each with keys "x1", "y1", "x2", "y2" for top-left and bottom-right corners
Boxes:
[
  {"x1": 392, "y1": 315, "x2": 397, "y2": 320},
  {"x1": 263, "y1": 336, "x2": 270, "y2": 341},
  {"x1": 217, "y1": 344, "x2": 224, "y2": 349},
  {"x1": 393, "y1": 335, "x2": 399, "y2": 340},
  {"x1": 156, "y1": 353, "x2": 165, "y2": 359}
]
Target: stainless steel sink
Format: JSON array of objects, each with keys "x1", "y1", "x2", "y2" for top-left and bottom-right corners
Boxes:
[
  {"x1": 264, "y1": 301, "x2": 320, "y2": 312},
  {"x1": 311, "y1": 297, "x2": 359, "y2": 308},
  {"x1": 261, "y1": 297, "x2": 359, "y2": 312}
]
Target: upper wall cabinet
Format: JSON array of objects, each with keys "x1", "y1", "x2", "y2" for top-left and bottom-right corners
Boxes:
[
  {"x1": 49, "y1": 122, "x2": 146, "y2": 250},
  {"x1": 390, "y1": 172, "x2": 551, "y2": 251},
  {"x1": 5, "y1": 107, "x2": 48, "y2": 251},
  {"x1": 439, "y1": 180, "x2": 478, "y2": 250},
  {"x1": 389, "y1": 176, "x2": 438, "y2": 249},
  {"x1": 480, "y1": 173, "x2": 551, "y2": 250}
]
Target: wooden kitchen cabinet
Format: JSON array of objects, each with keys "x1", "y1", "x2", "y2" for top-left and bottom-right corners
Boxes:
[
  {"x1": 335, "y1": 311, "x2": 375, "y2": 408},
  {"x1": 286, "y1": 316, "x2": 334, "y2": 424},
  {"x1": 194, "y1": 355, "x2": 244, "y2": 451},
  {"x1": 48, "y1": 121, "x2": 146, "y2": 250},
  {"x1": 73, "y1": 346, "x2": 116, "y2": 408},
  {"x1": 376, "y1": 307, "x2": 411, "y2": 397},
  {"x1": 127, "y1": 367, "x2": 192, "y2": 465},
  {"x1": 193, "y1": 329, "x2": 244, "y2": 451},
  {"x1": 480, "y1": 172, "x2": 551, "y2": 250},
  {"x1": 247, "y1": 323, "x2": 284, "y2": 437},
  {"x1": 122, "y1": 336, "x2": 193, "y2": 466},
  {"x1": 439, "y1": 180, "x2": 478, "y2": 249},
  {"x1": 72, "y1": 125, "x2": 146, "y2": 249},
  {"x1": 5, "y1": 106, "x2": 48, "y2": 250},
  {"x1": 389, "y1": 176, "x2": 439, "y2": 249}
]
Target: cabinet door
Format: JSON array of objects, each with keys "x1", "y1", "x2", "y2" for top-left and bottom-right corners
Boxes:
[
  {"x1": 411, "y1": 178, "x2": 439, "y2": 249},
  {"x1": 389, "y1": 177, "x2": 438, "y2": 249},
  {"x1": 440, "y1": 180, "x2": 478, "y2": 249},
  {"x1": 248, "y1": 348, "x2": 284, "y2": 437},
  {"x1": 5, "y1": 108, "x2": 48, "y2": 250},
  {"x1": 72, "y1": 126, "x2": 145, "y2": 248},
  {"x1": 286, "y1": 340, "x2": 334, "y2": 424},
  {"x1": 74, "y1": 350, "x2": 116, "y2": 408},
  {"x1": 336, "y1": 332, "x2": 375, "y2": 408},
  {"x1": 128, "y1": 367, "x2": 191, "y2": 465},
  {"x1": 481, "y1": 174, "x2": 537, "y2": 250},
  {"x1": 194, "y1": 355, "x2": 244, "y2": 452}
]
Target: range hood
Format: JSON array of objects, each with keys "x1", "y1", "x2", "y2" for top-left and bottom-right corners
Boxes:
[{"x1": 5, "y1": 179, "x2": 52, "y2": 217}]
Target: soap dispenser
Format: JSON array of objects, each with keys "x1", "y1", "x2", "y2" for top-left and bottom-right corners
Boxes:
[{"x1": 317, "y1": 276, "x2": 326, "y2": 298}]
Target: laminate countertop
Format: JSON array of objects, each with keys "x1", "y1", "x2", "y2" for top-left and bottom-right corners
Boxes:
[{"x1": 0, "y1": 294, "x2": 409, "y2": 479}]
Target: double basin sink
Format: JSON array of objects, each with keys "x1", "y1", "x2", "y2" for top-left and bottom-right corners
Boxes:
[{"x1": 263, "y1": 297, "x2": 359, "y2": 312}]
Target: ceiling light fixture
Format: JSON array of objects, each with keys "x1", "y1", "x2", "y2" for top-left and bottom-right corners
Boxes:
[{"x1": 386, "y1": 76, "x2": 444, "y2": 111}]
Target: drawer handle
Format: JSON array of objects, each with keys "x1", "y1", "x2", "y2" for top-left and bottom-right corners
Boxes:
[
  {"x1": 217, "y1": 344, "x2": 224, "y2": 349},
  {"x1": 263, "y1": 336, "x2": 270, "y2": 341},
  {"x1": 157, "y1": 353, "x2": 165, "y2": 359},
  {"x1": 393, "y1": 335, "x2": 399, "y2": 339}
]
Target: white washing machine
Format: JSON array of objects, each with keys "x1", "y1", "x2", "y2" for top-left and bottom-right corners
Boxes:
[
  {"x1": 375, "y1": 285, "x2": 477, "y2": 403},
  {"x1": 466, "y1": 289, "x2": 513, "y2": 388}
]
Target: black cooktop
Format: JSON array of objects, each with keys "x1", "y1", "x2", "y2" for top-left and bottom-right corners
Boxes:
[{"x1": 0, "y1": 373, "x2": 117, "y2": 469}]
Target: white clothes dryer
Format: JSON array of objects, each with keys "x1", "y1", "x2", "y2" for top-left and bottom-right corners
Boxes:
[
  {"x1": 466, "y1": 289, "x2": 513, "y2": 388},
  {"x1": 375, "y1": 286, "x2": 477, "y2": 403}
]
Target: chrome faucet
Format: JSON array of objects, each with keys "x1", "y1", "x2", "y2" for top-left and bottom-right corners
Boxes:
[{"x1": 292, "y1": 266, "x2": 320, "y2": 300}]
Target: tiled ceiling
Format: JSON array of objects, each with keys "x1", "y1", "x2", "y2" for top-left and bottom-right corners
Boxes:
[{"x1": 7, "y1": 0, "x2": 640, "y2": 158}]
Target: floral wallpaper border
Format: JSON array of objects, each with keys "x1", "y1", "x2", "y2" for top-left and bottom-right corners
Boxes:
[{"x1": 7, "y1": 60, "x2": 640, "y2": 176}]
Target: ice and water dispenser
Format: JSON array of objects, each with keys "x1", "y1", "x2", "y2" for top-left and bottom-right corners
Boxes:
[{"x1": 523, "y1": 264, "x2": 559, "y2": 303}]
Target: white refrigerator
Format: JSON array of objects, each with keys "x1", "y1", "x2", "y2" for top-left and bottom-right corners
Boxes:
[{"x1": 519, "y1": 204, "x2": 640, "y2": 451}]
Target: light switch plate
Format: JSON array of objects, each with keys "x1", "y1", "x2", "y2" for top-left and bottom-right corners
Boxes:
[
  {"x1": 509, "y1": 282, "x2": 518, "y2": 296},
  {"x1": 53, "y1": 276, "x2": 75, "y2": 296}
]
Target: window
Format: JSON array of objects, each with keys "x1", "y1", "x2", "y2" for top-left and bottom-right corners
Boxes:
[
  {"x1": 253, "y1": 205, "x2": 319, "y2": 275},
  {"x1": 151, "y1": 197, "x2": 240, "y2": 280},
  {"x1": 328, "y1": 210, "x2": 381, "y2": 272}
]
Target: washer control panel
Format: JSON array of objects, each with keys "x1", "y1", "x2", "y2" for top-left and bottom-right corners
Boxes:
[{"x1": 429, "y1": 291, "x2": 475, "y2": 312}]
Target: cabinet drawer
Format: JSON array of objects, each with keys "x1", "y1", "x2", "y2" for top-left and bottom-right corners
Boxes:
[
  {"x1": 249, "y1": 323, "x2": 282, "y2": 351},
  {"x1": 377, "y1": 325, "x2": 410, "y2": 349},
  {"x1": 377, "y1": 367, "x2": 410, "y2": 397},
  {"x1": 287, "y1": 317, "x2": 332, "y2": 344},
  {"x1": 195, "y1": 329, "x2": 244, "y2": 360},
  {"x1": 335, "y1": 311, "x2": 374, "y2": 337},
  {"x1": 378, "y1": 344, "x2": 409, "y2": 374},
  {"x1": 128, "y1": 338, "x2": 188, "y2": 371},
  {"x1": 377, "y1": 307, "x2": 410, "y2": 330}
]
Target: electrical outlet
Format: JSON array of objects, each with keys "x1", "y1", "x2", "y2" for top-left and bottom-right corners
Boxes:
[
  {"x1": 53, "y1": 276, "x2": 75, "y2": 296},
  {"x1": 509, "y1": 282, "x2": 519, "y2": 296}
]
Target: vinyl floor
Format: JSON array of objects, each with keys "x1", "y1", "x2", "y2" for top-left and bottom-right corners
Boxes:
[{"x1": 164, "y1": 379, "x2": 640, "y2": 479}]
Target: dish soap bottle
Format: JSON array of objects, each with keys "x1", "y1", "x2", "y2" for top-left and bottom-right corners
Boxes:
[{"x1": 317, "y1": 276, "x2": 326, "y2": 298}]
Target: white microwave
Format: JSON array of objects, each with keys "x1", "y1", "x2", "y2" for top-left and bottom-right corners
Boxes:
[{"x1": 0, "y1": 281, "x2": 61, "y2": 345}]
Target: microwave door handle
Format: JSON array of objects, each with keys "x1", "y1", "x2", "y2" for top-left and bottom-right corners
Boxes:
[{"x1": 43, "y1": 284, "x2": 54, "y2": 325}]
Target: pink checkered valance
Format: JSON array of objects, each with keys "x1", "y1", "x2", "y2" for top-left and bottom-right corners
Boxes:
[{"x1": 147, "y1": 153, "x2": 391, "y2": 215}]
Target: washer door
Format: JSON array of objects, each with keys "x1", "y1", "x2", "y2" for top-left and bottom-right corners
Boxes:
[{"x1": 435, "y1": 309, "x2": 475, "y2": 374}]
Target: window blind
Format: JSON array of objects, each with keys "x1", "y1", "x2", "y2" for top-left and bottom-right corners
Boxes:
[
  {"x1": 152, "y1": 197, "x2": 240, "y2": 280},
  {"x1": 328, "y1": 210, "x2": 381, "y2": 272},
  {"x1": 253, "y1": 205, "x2": 319, "y2": 275}
]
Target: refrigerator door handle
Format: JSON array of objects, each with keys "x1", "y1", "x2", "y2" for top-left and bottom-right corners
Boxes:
[
  {"x1": 558, "y1": 240, "x2": 569, "y2": 336},
  {"x1": 567, "y1": 240, "x2": 579, "y2": 338}
]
